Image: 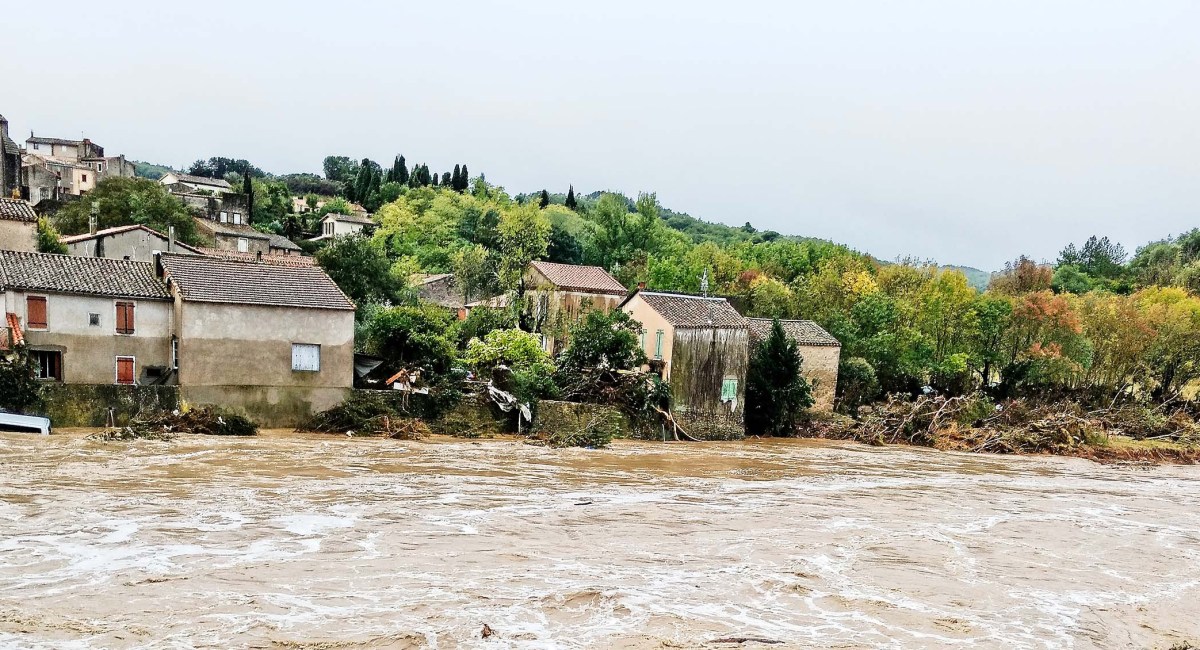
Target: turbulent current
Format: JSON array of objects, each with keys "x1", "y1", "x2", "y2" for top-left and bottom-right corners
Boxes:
[{"x1": 0, "y1": 431, "x2": 1197, "y2": 649}]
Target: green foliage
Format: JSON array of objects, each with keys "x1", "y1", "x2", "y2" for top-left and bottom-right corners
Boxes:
[
  {"x1": 745, "y1": 319, "x2": 815, "y2": 435},
  {"x1": 0, "y1": 347, "x2": 42, "y2": 413},
  {"x1": 188, "y1": 157, "x2": 263, "y2": 179},
  {"x1": 36, "y1": 218, "x2": 67, "y2": 254},
  {"x1": 132, "y1": 160, "x2": 176, "y2": 180},
  {"x1": 557, "y1": 309, "x2": 646, "y2": 373},
  {"x1": 836, "y1": 357, "x2": 878, "y2": 413},
  {"x1": 453, "y1": 307, "x2": 515, "y2": 348},
  {"x1": 53, "y1": 177, "x2": 199, "y2": 245},
  {"x1": 360, "y1": 304, "x2": 457, "y2": 376},
  {"x1": 463, "y1": 329, "x2": 555, "y2": 376},
  {"x1": 315, "y1": 234, "x2": 404, "y2": 306}
]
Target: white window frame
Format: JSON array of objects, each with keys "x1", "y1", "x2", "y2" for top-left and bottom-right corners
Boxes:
[
  {"x1": 291, "y1": 343, "x2": 320, "y2": 372},
  {"x1": 219, "y1": 211, "x2": 228, "y2": 223},
  {"x1": 236, "y1": 238, "x2": 249, "y2": 253},
  {"x1": 171, "y1": 337, "x2": 179, "y2": 370},
  {"x1": 232, "y1": 212, "x2": 242, "y2": 225},
  {"x1": 115, "y1": 355, "x2": 136, "y2": 385}
]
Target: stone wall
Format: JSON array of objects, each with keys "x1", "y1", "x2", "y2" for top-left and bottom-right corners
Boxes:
[
  {"x1": 534, "y1": 400, "x2": 630, "y2": 437},
  {"x1": 181, "y1": 385, "x2": 349, "y2": 429},
  {"x1": 38, "y1": 383, "x2": 179, "y2": 427}
]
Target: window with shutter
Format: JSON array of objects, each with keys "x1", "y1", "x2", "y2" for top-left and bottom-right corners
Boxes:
[
  {"x1": 654, "y1": 330, "x2": 664, "y2": 360},
  {"x1": 291, "y1": 343, "x2": 320, "y2": 372},
  {"x1": 27, "y1": 296, "x2": 48, "y2": 330},
  {"x1": 721, "y1": 378, "x2": 738, "y2": 401},
  {"x1": 115, "y1": 302, "x2": 135, "y2": 335},
  {"x1": 32, "y1": 350, "x2": 62, "y2": 381},
  {"x1": 116, "y1": 357, "x2": 135, "y2": 385}
]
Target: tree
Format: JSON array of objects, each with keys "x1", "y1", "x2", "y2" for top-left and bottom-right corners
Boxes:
[
  {"x1": 187, "y1": 157, "x2": 263, "y2": 179},
  {"x1": 458, "y1": 165, "x2": 470, "y2": 191},
  {"x1": 565, "y1": 184, "x2": 577, "y2": 210},
  {"x1": 745, "y1": 319, "x2": 814, "y2": 436},
  {"x1": 463, "y1": 329, "x2": 555, "y2": 376},
  {"x1": 441, "y1": 172, "x2": 451, "y2": 187},
  {"x1": 0, "y1": 346, "x2": 41, "y2": 414},
  {"x1": 497, "y1": 202, "x2": 551, "y2": 288},
  {"x1": 451, "y1": 164, "x2": 462, "y2": 191},
  {"x1": 323, "y1": 156, "x2": 359, "y2": 184},
  {"x1": 539, "y1": 189, "x2": 550, "y2": 209},
  {"x1": 52, "y1": 177, "x2": 198, "y2": 244},
  {"x1": 36, "y1": 218, "x2": 67, "y2": 254},
  {"x1": 989, "y1": 255, "x2": 1052, "y2": 295},
  {"x1": 361, "y1": 304, "x2": 457, "y2": 376},
  {"x1": 315, "y1": 234, "x2": 403, "y2": 306},
  {"x1": 557, "y1": 309, "x2": 646, "y2": 372}
]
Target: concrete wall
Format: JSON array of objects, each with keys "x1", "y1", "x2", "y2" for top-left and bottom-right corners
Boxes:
[
  {"x1": 176, "y1": 301, "x2": 355, "y2": 426},
  {"x1": 0, "y1": 219, "x2": 36, "y2": 252},
  {"x1": 7, "y1": 289, "x2": 174, "y2": 384},
  {"x1": 66, "y1": 228, "x2": 194, "y2": 262},
  {"x1": 37, "y1": 384, "x2": 179, "y2": 427},
  {"x1": 798, "y1": 344, "x2": 840, "y2": 412}
]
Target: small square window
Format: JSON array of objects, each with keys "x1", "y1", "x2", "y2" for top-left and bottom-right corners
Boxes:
[
  {"x1": 292, "y1": 343, "x2": 320, "y2": 372},
  {"x1": 89, "y1": 313, "x2": 100, "y2": 326},
  {"x1": 721, "y1": 378, "x2": 739, "y2": 401}
]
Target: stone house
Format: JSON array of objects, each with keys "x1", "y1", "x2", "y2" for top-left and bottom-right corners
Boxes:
[
  {"x1": 311, "y1": 213, "x2": 375, "y2": 240},
  {"x1": 621, "y1": 289, "x2": 750, "y2": 432},
  {"x1": 157, "y1": 253, "x2": 355, "y2": 425},
  {"x1": 191, "y1": 218, "x2": 303, "y2": 257},
  {"x1": 21, "y1": 134, "x2": 134, "y2": 205},
  {"x1": 159, "y1": 172, "x2": 233, "y2": 195},
  {"x1": 414, "y1": 273, "x2": 465, "y2": 311},
  {"x1": 61, "y1": 224, "x2": 202, "y2": 262},
  {"x1": 0, "y1": 198, "x2": 38, "y2": 252},
  {"x1": 523, "y1": 260, "x2": 628, "y2": 354},
  {"x1": 0, "y1": 251, "x2": 174, "y2": 385},
  {"x1": 746, "y1": 318, "x2": 841, "y2": 412},
  {"x1": 0, "y1": 115, "x2": 20, "y2": 199}
]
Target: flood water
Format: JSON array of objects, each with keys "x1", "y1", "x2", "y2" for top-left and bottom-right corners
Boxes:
[{"x1": 0, "y1": 432, "x2": 1197, "y2": 649}]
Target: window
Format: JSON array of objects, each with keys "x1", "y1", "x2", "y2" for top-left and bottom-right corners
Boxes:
[
  {"x1": 292, "y1": 343, "x2": 320, "y2": 372},
  {"x1": 236, "y1": 238, "x2": 249, "y2": 253},
  {"x1": 82, "y1": 174, "x2": 88, "y2": 182},
  {"x1": 654, "y1": 330, "x2": 664, "y2": 360},
  {"x1": 115, "y1": 356, "x2": 136, "y2": 385},
  {"x1": 640, "y1": 329, "x2": 646, "y2": 351},
  {"x1": 721, "y1": 378, "x2": 739, "y2": 402},
  {"x1": 89, "y1": 313, "x2": 100, "y2": 326},
  {"x1": 232, "y1": 213, "x2": 242, "y2": 225},
  {"x1": 115, "y1": 302, "x2": 135, "y2": 335},
  {"x1": 26, "y1": 296, "x2": 48, "y2": 330},
  {"x1": 32, "y1": 351, "x2": 62, "y2": 381},
  {"x1": 171, "y1": 337, "x2": 179, "y2": 370},
  {"x1": 96, "y1": 162, "x2": 105, "y2": 172},
  {"x1": 32, "y1": 143, "x2": 39, "y2": 150},
  {"x1": 219, "y1": 211, "x2": 228, "y2": 223}
]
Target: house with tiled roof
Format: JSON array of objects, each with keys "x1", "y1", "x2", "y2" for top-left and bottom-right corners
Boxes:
[
  {"x1": 60, "y1": 224, "x2": 203, "y2": 262},
  {"x1": 159, "y1": 172, "x2": 233, "y2": 194},
  {"x1": 0, "y1": 197, "x2": 38, "y2": 252},
  {"x1": 156, "y1": 253, "x2": 355, "y2": 425},
  {"x1": 310, "y1": 212, "x2": 376, "y2": 241},
  {"x1": 620, "y1": 288, "x2": 750, "y2": 432},
  {"x1": 0, "y1": 251, "x2": 174, "y2": 385},
  {"x1": 523, "y1": 260, "x2": 629, "y2": 354},
  {"x1": 0, "y1": 115, "x2": 20, "y2": 199},
  {"x1": 21, "y1": 131, "x2": 136, "y2": 205},
  {"x1": 747, "y1": 318, "x2": 841, "y2": 412}
]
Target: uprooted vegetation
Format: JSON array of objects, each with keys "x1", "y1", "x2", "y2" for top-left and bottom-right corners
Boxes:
[
  {"x1": 300, "y1": 391, "x2": 430, "y2": 439},
  {"x1": 809, "y1": 393, "x2": 1199, "y2": 463},
  {"x1": 91, "y1": 407, "x2": 258, "y2": 441}
]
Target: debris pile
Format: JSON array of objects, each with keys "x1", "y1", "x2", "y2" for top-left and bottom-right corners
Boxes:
[
  {"x1": 93, "y1": 407, "x2": 258, "y2": 441},
  {"x1": 302, "y1": 391, "x2": 428, "y2": 438}
]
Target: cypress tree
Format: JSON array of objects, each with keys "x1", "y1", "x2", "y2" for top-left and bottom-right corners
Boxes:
[
  {"x1": 459, "y1": 164, "x2": 469, "y2": 190},
  {"x1": 565, "y1": 185, "x2": 577, "y2": 210},
  {"x1": 744, "y1": 319, "x2": 814, "y2": 436},
  {"x1": 451, "y1": 164, "x2": 461, "y2": 191},
  {"x1": 539, "y1": 189, "x2": 550, "y2": 208},
  {"x1": 398, "y1": 156, "x2": 409, "y2": 185},
  {"x1": 442, "y1": 171, "x2": 451, "y2": 187},
  {"x1": 432, "y1": 171, "x2": 440, "y2": 187}
]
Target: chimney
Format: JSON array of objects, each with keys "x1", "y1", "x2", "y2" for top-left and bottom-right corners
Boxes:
[
  {"x1": 168, "y1": 226, "x2": 175, "y2": 252},
  {"x1": 256, "y1": 250, "x2": 263, "y2": 262},
  {"x1": 88, "y1": 214, "x2": 97, "y2": 235},
  {"x1": 637, "y1": 281, "x2": 646, "y2": 290}
]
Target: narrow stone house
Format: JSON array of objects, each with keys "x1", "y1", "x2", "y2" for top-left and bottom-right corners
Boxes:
[
  {"x1": 0, "y1": 251, "x2": 174, "y2": 385},
  {"x1": 61, "y1": 224, "x2": 202, "y2": 262},
  {"x1": 156, "y1": 252, "x2": 356, "y2": 426},
  {"x1": 621, "y1": 289, "x2": 750, "y2": 434},
  {"x1": 0, "y1": 198, "x2": 37, "y2": 252},
  {"x1": 746, "y1": 318, "x2": 841, "y2": 412},
  {"x1": 523, "y1": 260, "x2": 628, "y2": 354}
]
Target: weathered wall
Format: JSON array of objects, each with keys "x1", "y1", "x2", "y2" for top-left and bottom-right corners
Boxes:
[
  {"x1": 0, "y1": 220, "x2": 36, "y2": 252},
  {"x1": 37, "y1": 383, "x2": 179, "y2": 427},
  {"x1": 622, "y1": 295, "x2": 676, "y2": 373},
  {"x1": 66, "y1": 228, "x2": 193, "y2": 262},
  {"x1": 176, "y1": 301, "x2": 354, "y2": 425},
  {"x1": 670, "y1": 327, "x2": 749, "y2": 418},
  {"x1": 10, "y1": 290, "x2": 174, "y2": 384},
  {"x1": 798, "y1": 345, "x2": 840, "y2": 412},
  {"x1": 535, "y1": 400, "x2": 630, "y2": 437},
  {"x1": 529, "y1": 287, "x2": 623, "y2": 355}
]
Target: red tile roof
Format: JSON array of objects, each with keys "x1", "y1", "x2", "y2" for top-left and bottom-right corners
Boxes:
[
  {"x1": 158, "y1": 252, "x2": 354, "y2": 311},
  {"x1": 0, "y1": 251, "x2": 171, "y2": 300},
  {"x1": 528, "y1": 260, "x2": 627, "y2": 295},
  {"x1": 624, "y1": 290, "x2": 748, "y2": 329},
  {"x1": 195, "y1": 248, "x2": 316, "y2": 267},
  {"x1": 2, "y1": 313, "x2": 23, "y2": 350}
]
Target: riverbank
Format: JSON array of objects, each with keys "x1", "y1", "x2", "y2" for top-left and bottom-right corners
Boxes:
[{"x1": 2, "y1": 430, "x2": 1197, "y2": 648}]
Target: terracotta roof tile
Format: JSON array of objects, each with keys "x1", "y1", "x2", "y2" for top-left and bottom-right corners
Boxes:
[
  {"x1": 0, "y1": 251, "x2": 170, "y2": 299},
  {"x1": 158, "y1": 252, "x2": 354, "y2": 311},
  {"x1": 194, "y1": 218, "x2": 270, "y2": 240},
  {"x1": 628, "y1": 291, "x2": 747, "y2": 329},
  {"x1": 528, "y1": 260, "x2": 627, "y2": 295},
  {"x1": 195, "y1": 247, "x2": 316, "y2": 267},
  {"x1": 0, "y1": 198, "x2": 37, "y2": 223},
  {"x1": 747, "y1": 318, "x2": 840, "y2": 347},
  {"x1": 2, "y1": 312, "x2": 23, "y2": 350}
]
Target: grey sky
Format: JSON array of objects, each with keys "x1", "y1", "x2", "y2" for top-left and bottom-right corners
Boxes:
[{"x1": 3, "y1": 1, "x2": 1197, "y2": 270}]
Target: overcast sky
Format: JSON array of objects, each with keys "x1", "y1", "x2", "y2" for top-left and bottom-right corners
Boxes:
[{"x1": 3, "y1": 1, "x2": 1196, "y2": 270}]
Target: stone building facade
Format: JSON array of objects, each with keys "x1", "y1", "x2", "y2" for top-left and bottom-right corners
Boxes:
[
  {"x1": 523, "y1": 260, "x2": 628, "y2": 355},
  {"x1": 0, "y1": 198, "x2": 38, "y2": 253},
  {"x1": 746, "y1": 318, "x2": 841, "y2": 412}
]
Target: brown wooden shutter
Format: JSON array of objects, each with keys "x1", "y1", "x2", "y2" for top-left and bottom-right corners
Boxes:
[
  {"x1": 116, "y1": 302, "x2": 135, "y2": 335},
  {"x1": 116, "y1": 357, "x2": 134, "y2": 384},
  {"x1": 27, "y1": 296, "x2": 47, "y2": 329}
]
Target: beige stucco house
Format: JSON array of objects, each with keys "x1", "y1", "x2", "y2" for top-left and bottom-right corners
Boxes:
[
  {"x1": 0, "y1": 251, "x2": 174, "y2": 385},
  {"x1": 61, "y1": 224, "x2": 202, "y2": 262},
  {"x1": 157, "y1": 253, "x2": 356, "y2": 425},
  {"x1": 523, "y1": 260, "x2": 628, "y2": 354},
  {"x1": 311, "y1": 213, "x2": 375, "y2": 240},
  {"x1": 746, "y1": 318, "x2": 841, "y2": 412},
  {"x1": 0, "y1": 198, "x2": 37, "y2": 252},
  {"x1": 22, "y1": 135, "x2": 135, "y2": 205},
  {"x1": 621, "y1": 289, "x2": 750, "y2": 434}
]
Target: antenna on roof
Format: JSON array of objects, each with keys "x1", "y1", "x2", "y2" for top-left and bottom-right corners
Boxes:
[{"x1": 701, "y1": 268, "x2": 714, "y2": 326}]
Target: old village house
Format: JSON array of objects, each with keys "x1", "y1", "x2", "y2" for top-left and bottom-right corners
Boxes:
[
  {"x1": 746, "y1": 318, "x2": 841, "y2": 412},
  {"x1": 0, "y1": 198, "x2": 37, "y2": 253},
  {"x1": 523, "y1": 261, "x2": 628, "y2": 354}
]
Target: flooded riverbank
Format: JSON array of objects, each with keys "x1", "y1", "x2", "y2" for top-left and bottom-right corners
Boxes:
[{"x1": 1, "y1": 431, "x2": 1198, "y2": 649}]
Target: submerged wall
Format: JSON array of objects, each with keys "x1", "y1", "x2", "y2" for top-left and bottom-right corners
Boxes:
[{"x1": 37, "y1": 384, "x2": 179, "y2": 428}]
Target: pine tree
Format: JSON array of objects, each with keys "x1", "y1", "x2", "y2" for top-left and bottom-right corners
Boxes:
[
  {"x1": 397, "y1": 155, "x2": 409, "y2": 185},
  {"x1": 442, "y1": 171, "x2": 451, "y2": 187},
  {"x1": 539, "y1": 189, "x2": 550, "y2": 209},
  {"x1": 451, "y1": 164, "x2": 462, "y2": 191},
  {"x1": 745, "y1": 319, "x2": 814, "y2": 436},
  {"x1": 565, "y1": 184, "x2": 577, "y2": 210}
]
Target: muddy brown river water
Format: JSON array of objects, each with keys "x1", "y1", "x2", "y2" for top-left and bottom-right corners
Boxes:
[{"x1": 0, "y1": 431, "x2": 1197, "y2": 649}]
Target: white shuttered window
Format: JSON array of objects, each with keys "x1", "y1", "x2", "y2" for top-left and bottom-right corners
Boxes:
[{"x1": 291, "y1": 343, "x2": 321, "y2": 372}]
